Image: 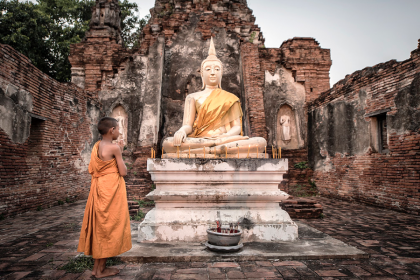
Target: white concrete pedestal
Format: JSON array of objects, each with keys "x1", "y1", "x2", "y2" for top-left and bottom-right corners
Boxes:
[{"x1": 138, "y1": 159, "x2": 298, "y2": 243}]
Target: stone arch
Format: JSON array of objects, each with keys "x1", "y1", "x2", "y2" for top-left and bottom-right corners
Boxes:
[{"x1": 106, "y1": 98, "x2": 130, "y2": 116}]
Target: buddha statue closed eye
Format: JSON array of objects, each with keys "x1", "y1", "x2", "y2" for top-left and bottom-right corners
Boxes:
[{"x1": 162, "y1": 37, "x2": 267, "y2": 158}]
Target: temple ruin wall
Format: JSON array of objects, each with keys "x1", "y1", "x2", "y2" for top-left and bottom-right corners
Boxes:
[
  {"x1": 308, "y1": 44, "x2": 420, "y2": 214},
  {"x1": 0, "y1": 45, "x2": 100, "y2": 217}
]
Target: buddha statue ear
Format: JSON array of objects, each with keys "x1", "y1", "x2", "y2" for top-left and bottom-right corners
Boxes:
[
  {"x1": 218, "y1": 68, "x2": 223, "y2": 89},
  {"x1": 201, "y1": 72, "x2": 206, "y2": 90}
]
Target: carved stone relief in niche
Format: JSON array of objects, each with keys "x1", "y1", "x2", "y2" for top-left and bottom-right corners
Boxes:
[
  {"x1": 276, "y1": 104, "x2": 299, "y2": 149},
  {"x1": 111, "y1": 105, "x2": 128, "y2": 147}
]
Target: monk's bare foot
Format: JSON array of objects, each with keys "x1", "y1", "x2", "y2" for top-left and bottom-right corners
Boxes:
[
  {"x1": 92, "y1": 260, "x2": 100, "y2": 277},
  {"x1": 95, "y1": 267, "x2": 120, "y2": 278}
]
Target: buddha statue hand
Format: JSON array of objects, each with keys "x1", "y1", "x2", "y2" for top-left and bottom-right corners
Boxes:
[{"x1": 173, "y1": 130, "x2": 187, "y2": 146}]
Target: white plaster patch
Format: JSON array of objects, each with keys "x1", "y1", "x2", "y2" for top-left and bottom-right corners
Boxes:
[
  {"x1": 80, "y1": 141, "x2": 92, "y2": 171},
  {"x1": 0, "y1": 80, "x2": 33, "y2": 143},
  {"x1": 138, "y1": 105, "x2": 158, "y2": 146},
  {"x1": 73, "y1": 158, "x2": 88, "y2": 173},
  {"x1": 265, "y1": 67, "x2": 305, "y2": 99},
  {"x1": 265, "y1": 71, "x2": 281, "y2": 86},
  {"x1": 392, "y1": 201, "x2": 401, "y2": 208},
  {"x1": 0, "y1": 102, "x2": 14, "y2": 138},
  {"x1": 316, "y1": 148, "x2": 333, "y2": 172}
]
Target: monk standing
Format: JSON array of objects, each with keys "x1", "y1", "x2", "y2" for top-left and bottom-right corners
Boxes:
[{"x1": 77, "y1": 117, "x2": 132, "y2": 278}]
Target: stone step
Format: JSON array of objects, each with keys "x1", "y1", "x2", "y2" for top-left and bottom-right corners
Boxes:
[
  {"x1": 128, "y1": 200, "x2": 138, "y2": 206},
  {"x1": 125, "y1": 179, "x2": 150, "y2": 184},
  {"x1": 129, "y1": 209, "x2": 138, "y2": 215},
  {"x1": 284, "y1": 199, "x2": 318, "y2": 204},
  {"x1": 126, "y1": 184, "x2": 150, "y2": 188},
  {"x1": 130, "y1": 205, "x2": 140, "y2": 210},
  {"x1": 280, "y1": 198, "x2": 323, "y2": 219},
  {"x1": 283, "y1": 205, "x2": 314, "y2": 209},
  {"x1": 282, "y1": 203, "x2": 323, "y2": 209},
  {"x1": 293, "y1": 208, "x2": 322, "y2": 213},
  {"x1": 126, "y1": 185, "x2": 152, "y2": 192}
]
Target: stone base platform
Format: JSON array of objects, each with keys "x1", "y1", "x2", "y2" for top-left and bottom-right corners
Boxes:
[
  {"x1": 123, "y1": 222, "x2": 368, "y2": 263},
  {"x1": 138, "y1": 158, "x2": 298, "y2": 243}
]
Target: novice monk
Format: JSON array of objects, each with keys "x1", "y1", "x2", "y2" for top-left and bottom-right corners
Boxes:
[{"x1": 77, "y1": 117, "x2": 132, "y2": 278}]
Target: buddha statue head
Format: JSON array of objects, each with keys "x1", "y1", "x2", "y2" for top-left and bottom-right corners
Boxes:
[{"x1": 201, "y1": 37, "x2": 223, "y2": 89}]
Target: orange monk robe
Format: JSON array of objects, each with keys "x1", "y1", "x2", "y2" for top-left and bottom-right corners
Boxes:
[{"x1": 77, "y1": 141, "x2": 132, "y2": 259}]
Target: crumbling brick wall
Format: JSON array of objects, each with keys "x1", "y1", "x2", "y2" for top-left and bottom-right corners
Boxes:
[
  {"x1": 140, "y1": 0, "x2": 265, "y2": 54},
  {"x1": 257, "y1": 38, "x2": 331, "y2": 195},
  {"x1": 308, "y1": 41, "x2": 420, "y2": 214},
  {"x1": 0, "y1": 45, "x2": 100, "y2": 218},
  {"x1": 280, "y1": 38, "x2": 331, "y2": 102}
]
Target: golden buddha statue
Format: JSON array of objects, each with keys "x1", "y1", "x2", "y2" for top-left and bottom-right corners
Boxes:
[{"x1": 162, "y1": 38, "x2": 267, "y2": 158}]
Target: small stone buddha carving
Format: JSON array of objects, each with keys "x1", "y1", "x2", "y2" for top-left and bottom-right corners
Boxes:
[
  {"x1": 115, "y1": 111, "x2": 126, "y2": 143},
  {"x1": 280, "y1": 115, "x2": 291, "y2": 142},
  {"x1": 162, "y1": 37, "x2": 267, "y2": 157}
]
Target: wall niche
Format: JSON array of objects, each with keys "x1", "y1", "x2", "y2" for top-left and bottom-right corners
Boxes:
[
  {"x1": 111, "y1": 105, "x2": 128, "y2": 148},
  {"x1": 276, "y1": 104, "x2": 299, "y2": 149}
]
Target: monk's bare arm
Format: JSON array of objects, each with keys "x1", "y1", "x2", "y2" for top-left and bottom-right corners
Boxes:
[
  {"x1": 112, "y1": 145, "x2": 127, "y2": 177},
  {"x1": 174, "y1": 96, "x2": 196, "y2": 146}
]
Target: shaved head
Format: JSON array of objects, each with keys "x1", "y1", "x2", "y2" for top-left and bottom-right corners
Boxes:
[{"x1": 97, "y1": 117, "x2": 118, "y2": 135}]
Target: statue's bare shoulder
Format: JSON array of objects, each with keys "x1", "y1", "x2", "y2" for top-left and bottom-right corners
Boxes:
[{"x1": 187, "y1": 90, "x2": 205, "y2": 99}]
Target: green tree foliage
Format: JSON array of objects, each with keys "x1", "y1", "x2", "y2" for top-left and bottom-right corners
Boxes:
[
  {"x1": 36, "y1": 0, "x2": 94, "y2": 82},
  {"x1": 0, "y1": 0, "x2": 54, "y2": 76},
  {"x1": 0, "y1": 0, "x2": 149, "y2": 82},
  {"x1": 119, "y1": 0, "x2": 150, "y2": 49}
]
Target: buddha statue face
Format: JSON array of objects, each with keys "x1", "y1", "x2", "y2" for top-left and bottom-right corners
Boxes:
[
  {"x1": 202, "y1": 60, "x2": 222, "y2": 88},
  {"x1": 200, "y1": 37, "x2": 223, "y2": 89}
]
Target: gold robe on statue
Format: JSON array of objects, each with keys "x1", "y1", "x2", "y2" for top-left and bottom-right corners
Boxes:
[
  {"x1": 189, "y1": 89, "x2": 243, "y2": 138},
  {"x1": 77, "y1": 141, "x2": 132, "y2": 259}
]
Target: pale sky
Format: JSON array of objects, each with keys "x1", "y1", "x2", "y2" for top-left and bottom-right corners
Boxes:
[{"x1": 137, "y1": 0, "x2": 420, "y2": 86}]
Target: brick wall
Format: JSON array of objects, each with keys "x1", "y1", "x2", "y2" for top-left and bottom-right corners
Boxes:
[
  {"x1": 281, "y1": 149, "x2": 315, "y2": 196},
  {"x1": 0, "y1": 45, "x2": 99, "y2": 218},
  {"x1": 68, "y1": 23, "x2": 129, "y2": 94},
  {"x1": 280, "y1": 37, "x2": 332, "y2": 102},
  {"x1": 240, "y1": 42, "x2": 267, "y2": 138},
  {"x1": 308, "y1": 41, "x2": 420, "y2": 214}
]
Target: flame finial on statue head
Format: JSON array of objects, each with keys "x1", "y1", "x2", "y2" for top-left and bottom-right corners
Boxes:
[
  {"x1": 201, "y1": 37, "x2": 223, "y2": 89},
  {"x1": 208, "y1": 37, "x2": 217, "y2": 59}
]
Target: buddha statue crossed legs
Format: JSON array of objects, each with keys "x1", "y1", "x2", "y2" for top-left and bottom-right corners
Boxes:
[{"x1": 163, "y1": 38, "x2": 266, "y2": 158}]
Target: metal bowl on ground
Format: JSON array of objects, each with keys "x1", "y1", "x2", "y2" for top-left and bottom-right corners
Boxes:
[
  {"x1": 204, "y1": 241, "x2": 243, "y2": 253},
  {"x1": 206, "y1": 228, "x2": 243, "y2": 246}
]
